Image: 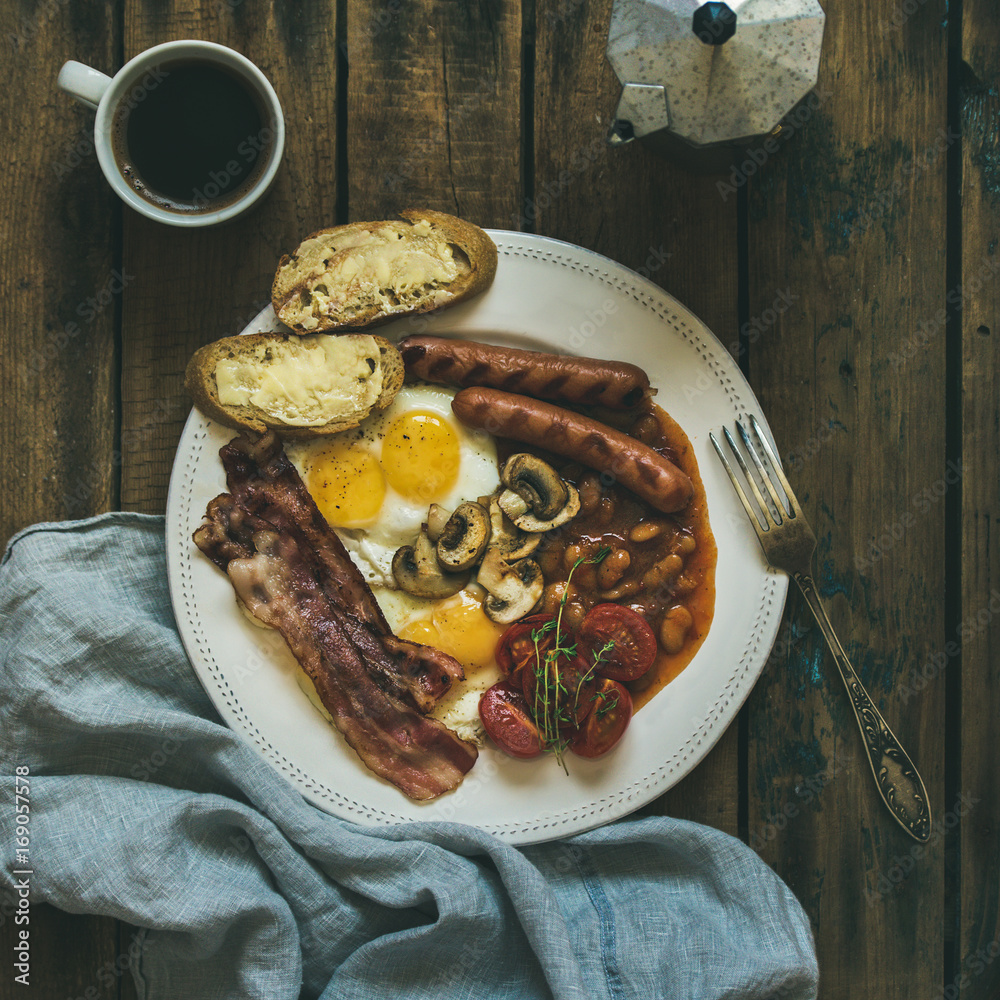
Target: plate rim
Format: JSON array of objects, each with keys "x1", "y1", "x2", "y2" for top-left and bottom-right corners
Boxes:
[{"x1": 166, "y1": 230, "x2": 788, "y2": 845}]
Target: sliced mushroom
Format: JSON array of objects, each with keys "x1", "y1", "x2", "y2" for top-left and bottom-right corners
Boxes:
[
  {"x1": 392, "y1": 527, "x2": 470, "y2": 598},
  {"x1": 437, "y1": 501, "x2": 491, "y2": 572},
  {"x1": 425, "y1": 503, "x2": 452, "y2": 543},
  {"x1": 498, "y1": 453, "x2": 581, "y2": 532},
  {"x1": 498, "y1": 482, "x2": 581, "y2": 533},
  {"x1": 487, "y1": 496, "x2": 540, "y2": 561},
  {"x1": 476, "y1": 547, "x2": 544, "y2": 624},
  {"x1": 501, "y1": 454, "x2": 568, "y2": 519}
]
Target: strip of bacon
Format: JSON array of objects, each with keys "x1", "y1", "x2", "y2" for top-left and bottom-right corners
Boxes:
[
  {"x1": 194, "y1": 433, "x2": 478, "y2": 801},
  {"x1": 219, "y1": 431, "x2": 464, "y2": 712}
]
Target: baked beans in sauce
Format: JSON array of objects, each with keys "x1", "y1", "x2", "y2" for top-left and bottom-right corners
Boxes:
[{"x1": 516, "y1": 403, "x2": 716, "y2": 712}]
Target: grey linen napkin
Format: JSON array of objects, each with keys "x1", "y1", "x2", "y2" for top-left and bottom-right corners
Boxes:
[{"x1": 0, "y1": 514, "x2": 818, "y2": 1000}]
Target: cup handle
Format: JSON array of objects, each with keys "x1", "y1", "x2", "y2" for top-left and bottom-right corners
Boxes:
[{"x1": 57, "y1": 60, "x2": 113, "y2": 111}]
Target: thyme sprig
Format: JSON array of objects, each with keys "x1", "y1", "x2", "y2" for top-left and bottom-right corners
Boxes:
[{"x1": 528, "y1": 547, "x2": 613, "y2": 771}]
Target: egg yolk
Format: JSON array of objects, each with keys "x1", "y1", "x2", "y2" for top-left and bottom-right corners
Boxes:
[
  {"x1": 397, "y1": 591, "x2": 505, "y2": 672},
  {"x1": 380, "y1": 410, "x2": 460, "y2": 503},
  {"x1": 307, "y1": 443, "x2": 386, "y2": 528}
]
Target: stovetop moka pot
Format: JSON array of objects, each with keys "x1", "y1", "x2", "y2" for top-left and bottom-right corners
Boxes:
[{"x1": 606, "y1": 0, "x2": 826, "y2": 172}]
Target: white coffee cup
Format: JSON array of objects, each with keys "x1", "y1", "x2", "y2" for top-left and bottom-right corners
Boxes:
[{"x1": 58, "y1": 40, "x2": 285, "y2": 228}]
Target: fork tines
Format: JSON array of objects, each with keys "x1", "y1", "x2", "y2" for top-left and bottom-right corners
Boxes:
[{"x1": 710, "y1": 416, "x2": 801, "y2": 533}]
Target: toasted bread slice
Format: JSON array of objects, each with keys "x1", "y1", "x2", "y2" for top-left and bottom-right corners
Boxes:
[
  {"x1": 271, "y1": 209, "x2": 497, "y2": 333},
  {"x1": 185, "y1": 332, "x2": 404, "y2": 439}
]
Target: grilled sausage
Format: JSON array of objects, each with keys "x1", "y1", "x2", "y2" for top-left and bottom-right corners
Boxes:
[
  {"x1": 399, "y1": 336, "x2": 651, "y2": 410},
  {"x1": 451, "y1": 388, "x2": 693, "y2": 513}
]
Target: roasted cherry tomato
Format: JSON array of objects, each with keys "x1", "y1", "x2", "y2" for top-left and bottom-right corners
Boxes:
[
  {"x1": 495, "y1": 615, "x2": 557, "y2": 686},
  {"x1": 569, "y1": 678, "x2": 633, "y2": 758},
  {"x1": 478, "y1": 681, "x2": 544, "y2": 758},
  {"x1": 577, "y1": 604, "x2": 657, "y2": 682},
  {"x1": 522, "y1": 650, "x2": 597, "y2": 730}
]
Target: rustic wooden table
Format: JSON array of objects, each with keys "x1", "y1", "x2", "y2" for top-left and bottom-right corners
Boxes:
[{"x1": 2, "y1": 1, "x2": 998, "y2": 998}]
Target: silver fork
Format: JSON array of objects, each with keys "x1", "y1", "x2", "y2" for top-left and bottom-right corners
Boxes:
[{"x1": 711, "y1": 416, "x2": 932, "y2": 843}]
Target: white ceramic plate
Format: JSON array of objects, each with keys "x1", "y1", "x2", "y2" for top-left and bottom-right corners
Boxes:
[{"x1": 166, "y1": 231, "x2": 787, "y2": 845}]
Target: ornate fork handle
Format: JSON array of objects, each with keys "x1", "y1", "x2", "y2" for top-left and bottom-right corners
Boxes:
[{"x1": 794, "y1": 572, "x2": 932, "y2": 842}]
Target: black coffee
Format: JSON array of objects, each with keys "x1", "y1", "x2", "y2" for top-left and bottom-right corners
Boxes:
[{"x1": 112, "y1": 59, "x2": 273, "y2": 214}]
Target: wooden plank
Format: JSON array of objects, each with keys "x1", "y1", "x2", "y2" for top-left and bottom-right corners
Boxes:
[
  {"x1": 119, "y1": 0, "x2": 339, "y2": 514},
  {"x1": 959, "y1": 2, "x2": 1000, "y2": 997},
  {"x1": 745, "y1": 0, "x2": 948, "y2": 996},
  {"x1": 0, "y1": 1, "x2": 123, "y2": 996},
  {"x1": 345, "y1": 0, "x2": 522, "y2": 227},
  {"x1": 0, "y1": 2, "x2": 120, "y2": 545},
  {"x1": 533, "y1": 0, "x2": 741, "y2": 833}
]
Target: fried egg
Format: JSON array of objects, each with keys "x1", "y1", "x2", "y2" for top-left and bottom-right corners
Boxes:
[
  {"x1": 286, "y1": 383, "x2": 500, "y2": 587},
  {"x1": 374, "y1": 584, "x2": 505, "y2": 742}
]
